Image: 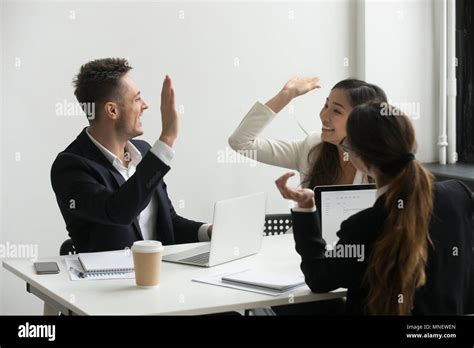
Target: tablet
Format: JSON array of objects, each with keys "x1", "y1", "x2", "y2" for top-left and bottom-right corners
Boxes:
[{"x1": 314, "y1": 184, "x2": 377, "y2": 246}]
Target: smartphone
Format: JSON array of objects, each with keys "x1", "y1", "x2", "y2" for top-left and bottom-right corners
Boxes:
[{"x1": 34, "y1": 262, "x2": 60, "y2": 274}]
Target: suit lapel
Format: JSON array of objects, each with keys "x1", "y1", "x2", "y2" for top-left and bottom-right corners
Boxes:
[{"x1": 76, "y1": 128, "x2": 144, "y2": 240}]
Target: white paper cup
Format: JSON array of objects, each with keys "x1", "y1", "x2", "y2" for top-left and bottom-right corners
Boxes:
[{"x1": 131, "y1": 241, "x2": 164, "y2": 288}]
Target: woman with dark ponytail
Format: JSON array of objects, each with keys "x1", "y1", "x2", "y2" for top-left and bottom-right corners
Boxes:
[{"x1": 275, "y1": 101, "x2": 473, "y2": 315}]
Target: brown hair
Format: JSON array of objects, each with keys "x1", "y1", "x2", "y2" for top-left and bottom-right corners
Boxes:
[
  {"x1": 304, "y1": 79, "x2": 387, "y2": 188},
  {"x1": 346, "y1": 102, "x2": 435, "y2": 315},
  {"x1": 73, "y1": 57, "x2": 132, "y2": 120}
]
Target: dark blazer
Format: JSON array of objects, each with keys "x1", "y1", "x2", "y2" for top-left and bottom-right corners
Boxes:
[
  {"x1": 292, "y1": 180, "x2": 473, "y2": 315},
  {"x1": 51, "y1": 128, "x2": 204, "y2": 253}
]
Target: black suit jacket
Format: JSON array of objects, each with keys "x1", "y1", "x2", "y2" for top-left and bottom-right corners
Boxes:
[
  {"x1": 292, "y1": 180, "x2": 473, "y2": 315},
  {"x1": 51, "y1": 128, "x2": 204, "y2": 253}
]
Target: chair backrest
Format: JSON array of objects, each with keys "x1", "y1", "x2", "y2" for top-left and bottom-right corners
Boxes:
[
  {"x1": 263, "y1": 214, "x2": 292, "y2": 236},
  {"x1": 59, "y1": 239, "x2": 76, "y2": 256}
]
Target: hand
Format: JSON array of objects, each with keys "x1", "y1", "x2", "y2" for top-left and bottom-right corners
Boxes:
[
  {"x1": 207, "y1": 225, "x2": 213, "y2": 239},
  {"x1": 282, "y1": 76, "x2": 321, "y2": 99},
  {"x1": 275, "y1": 172, "x2": 315, "y2": 209},
  {"x1": 265, "y1": 76, "x2": 321, "y2": 113},
  {"x1": 159, "y1": 75, "x2": 178, "y2": 147}
]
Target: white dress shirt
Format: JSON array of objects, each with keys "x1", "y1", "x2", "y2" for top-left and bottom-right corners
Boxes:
[{"x1": 86, "y1": 128, "x2": 210, "y2": 242}]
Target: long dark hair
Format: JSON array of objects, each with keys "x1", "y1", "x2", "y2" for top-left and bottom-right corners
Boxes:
[
  {"x1": 303, "y1": 79, "x2": 387, "y2": 188},
  {"x1": 346, "y1": 102, "x2": 434, "y2": 315}
]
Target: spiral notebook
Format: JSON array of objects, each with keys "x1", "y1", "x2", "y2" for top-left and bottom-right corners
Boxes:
[{"x1": 78, "y1": 250, "x2": 134, "y2": 277}]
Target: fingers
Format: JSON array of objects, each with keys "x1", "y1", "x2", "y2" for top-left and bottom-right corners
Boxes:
[
  {"x1": 275, "y1": 172, "x2": 295, "y2": 187},
  {"x1": 161, "y1": 75, "x2": 176, "y2": 109},
  {"x1": 161, "y1": 75, "x2": 173, "y2": 98},
  {"x1": 313, "y1": 76, "x2": 321, "y2": 88},
  {"x1": 161, "y1": 75, "x2": 169, "y2": 98},
  {"x1": 309, "y1": 76, "x2": 321, "y2": 89},
  {"x1": 275, "y1": 173, "x2": 316, "y2": 209},
  {"x1": 275, "y1": 172, "x2": 296, "y2": 199},
  {"x1": 159, "y1": 75, "x2": 179, "y2": 147},
  {"x1": 169, "y1": 84, "x2": 175, "y2": 106},
  {"x1": 295, "y1": 76, "x2": 321, "y2": 92}
]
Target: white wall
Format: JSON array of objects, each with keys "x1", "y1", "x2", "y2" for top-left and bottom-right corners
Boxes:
[
  {"x1": 0, "y1": 0, "x2": 439, "y2": 314},
  {"x1": 0, "y1": 0, "x2": 356, "y2": 315},
  {"x1": 0, "y1": 0, "x2": 4, "y2": 317},
  {"x1": 363, "y1": 0, "x2": 440, "y2": 162}
]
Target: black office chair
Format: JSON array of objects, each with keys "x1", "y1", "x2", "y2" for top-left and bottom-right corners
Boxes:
[
  {"x1": 59, "y1": 239, "x2": 76, "y2": 256},
  {"x1": 468, "y1": 192, "x2": 474, "y2": 315},
  {"x1": 263, "y1": 214, "x2": 292, "y2": 236}
]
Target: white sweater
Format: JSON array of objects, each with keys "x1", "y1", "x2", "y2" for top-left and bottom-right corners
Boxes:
[{"x1": 228, "y1": 101, "x2": 370, "y2": 187}]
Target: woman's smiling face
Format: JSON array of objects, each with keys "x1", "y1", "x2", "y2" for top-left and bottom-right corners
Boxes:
[{"x1": 319, "y1": 88, "x2": 353, "y2": 145}]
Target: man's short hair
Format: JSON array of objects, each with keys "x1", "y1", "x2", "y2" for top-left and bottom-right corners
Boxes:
[{"x1": 73, "y1": 57, "x2": 132, "y2": 120}]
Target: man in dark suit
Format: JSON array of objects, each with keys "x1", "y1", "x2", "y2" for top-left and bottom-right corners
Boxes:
[{"x1": 51, "y1": 58, "x2": 212, "y2": 253}]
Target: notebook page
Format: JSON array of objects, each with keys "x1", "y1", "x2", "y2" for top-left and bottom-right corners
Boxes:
[{"x1": 78, "y1": 250, "x2": 134, "y2": 273}]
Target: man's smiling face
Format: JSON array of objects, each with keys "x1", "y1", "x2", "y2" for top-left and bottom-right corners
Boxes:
[{"x1": 114, "y1": 73, "x2": 149, "y2": 139}]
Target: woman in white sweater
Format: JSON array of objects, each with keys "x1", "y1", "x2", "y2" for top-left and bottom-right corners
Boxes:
[{"x1": 228, "y1": 78, "x2": 388, "y2": 188}]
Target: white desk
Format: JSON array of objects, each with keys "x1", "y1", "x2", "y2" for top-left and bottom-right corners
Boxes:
[{"x1": 2, "y1": 234, "x2": 346, "y2": 315}]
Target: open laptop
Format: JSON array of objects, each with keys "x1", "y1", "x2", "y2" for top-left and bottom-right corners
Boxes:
[
  {"x1": 314, "y1": 184, "x2": 377, "y2": 246},
  {"x1": 162, "y1": 192, "x2": 267, "y2": 267}
]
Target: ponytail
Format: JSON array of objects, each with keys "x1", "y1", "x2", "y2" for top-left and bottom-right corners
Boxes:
[{"x1": 365, "y1": 160, "x2": 434, "y2": 315}]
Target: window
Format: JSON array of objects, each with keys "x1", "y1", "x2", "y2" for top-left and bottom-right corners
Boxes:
[{"x1": 456, "y1": 0, "x2": 474, "y2": 163}]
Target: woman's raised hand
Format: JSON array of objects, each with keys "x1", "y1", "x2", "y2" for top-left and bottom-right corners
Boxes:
[
  {"x1": 282, "y1": 76, "x2": 321, "y2": 98},
  {"x1": 266, "y1": 77, "x2": 321, "y2": 113}
]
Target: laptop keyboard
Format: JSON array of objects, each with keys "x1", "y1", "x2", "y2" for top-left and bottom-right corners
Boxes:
[{"x1": 179, "y1": 252, "x2": 210, "y2": 264}]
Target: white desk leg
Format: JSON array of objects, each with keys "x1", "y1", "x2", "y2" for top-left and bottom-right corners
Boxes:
[{"x1": 43, "y1": 302, "x2": 60, "y2": 316}]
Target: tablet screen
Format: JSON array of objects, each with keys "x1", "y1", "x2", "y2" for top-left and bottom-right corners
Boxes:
[{"x1": 317, "y1": 186, "x2": 377, "y2": 246}]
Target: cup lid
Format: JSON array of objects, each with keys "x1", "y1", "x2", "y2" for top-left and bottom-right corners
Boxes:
[{"x1": 131, "y1": 240, "x2": 164, "y2": 253}]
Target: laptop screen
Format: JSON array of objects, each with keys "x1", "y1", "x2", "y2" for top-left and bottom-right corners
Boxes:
[{"x1": 314, "y1": 185, "x2": 377, "y2": 246}]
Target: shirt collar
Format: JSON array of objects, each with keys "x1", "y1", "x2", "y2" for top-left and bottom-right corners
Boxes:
[{"x1": 85, "y1": 127, "x2": 142, "y2": 166}]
